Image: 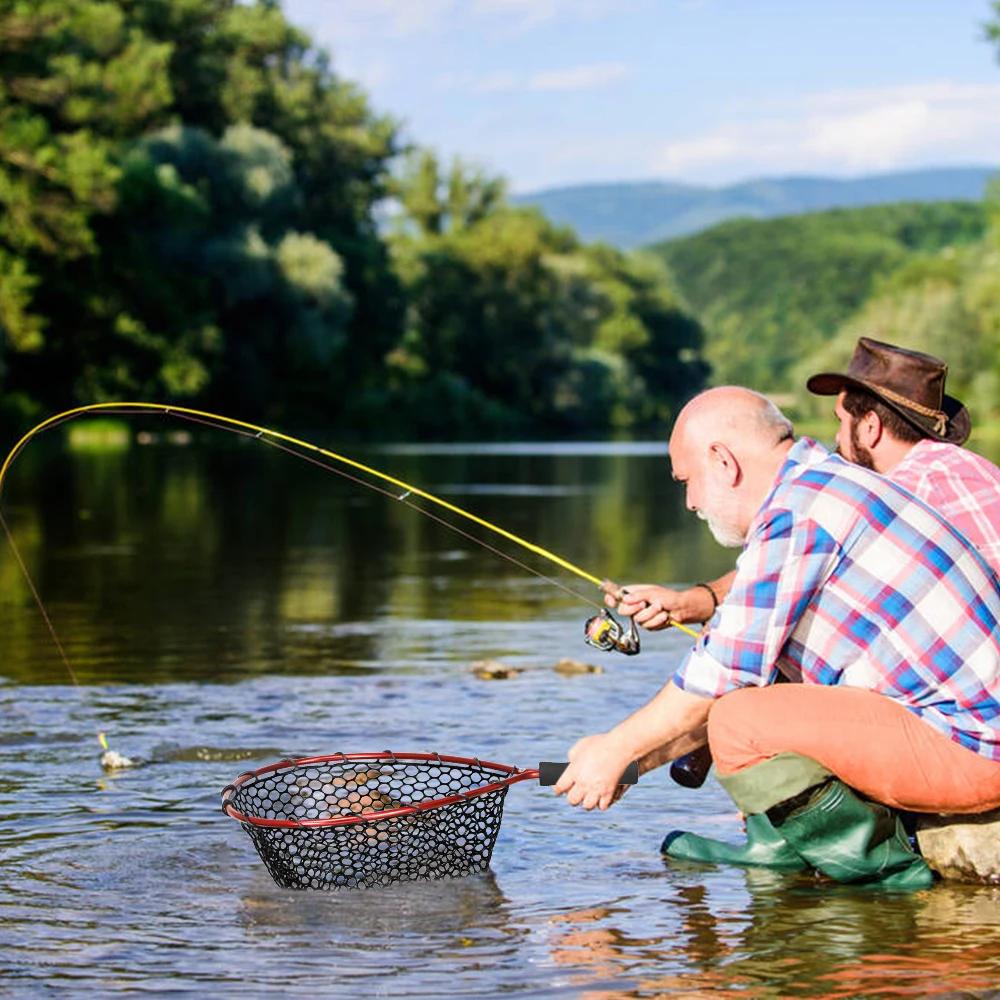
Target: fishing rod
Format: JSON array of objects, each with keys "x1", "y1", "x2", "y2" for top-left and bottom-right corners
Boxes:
[{"x1": 0, "y1": 402, "x2": 699, "y2": 755}]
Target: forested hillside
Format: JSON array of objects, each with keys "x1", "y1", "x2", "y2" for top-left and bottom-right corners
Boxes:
[
  {"x1": 650, "y1": 199, "x2": 999, "y2": 420},
  {"x1": 0, "y1": 0, "x2": 707, "y2": 439}
]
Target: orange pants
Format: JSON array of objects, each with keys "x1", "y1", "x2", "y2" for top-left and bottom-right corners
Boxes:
[{"x1": 707, "y1": 685, "x2": 1000, "y2": 814}]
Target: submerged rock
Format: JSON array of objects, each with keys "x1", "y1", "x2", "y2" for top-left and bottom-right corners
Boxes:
[
  {"x1": 916, "y1": 809, "x2": 1000, "y2": 884},
  {"x1": 553, "y1": 658, "x2": 603, "y2": 676},
  {"x1": 470, "y1": 660, "x2": 522, "y2": 680}
]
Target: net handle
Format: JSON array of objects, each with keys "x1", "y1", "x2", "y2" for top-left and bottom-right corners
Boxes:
[{"x1": 537, "y1": 760, "x2": 638, "y2": 786}]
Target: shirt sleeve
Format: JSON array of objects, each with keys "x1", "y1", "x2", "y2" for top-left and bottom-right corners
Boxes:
[{"x1": 673, "y1": 507, "x2": 842, "y2": 698}]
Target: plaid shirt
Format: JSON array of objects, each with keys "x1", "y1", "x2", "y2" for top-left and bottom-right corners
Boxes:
[
  {"x1": 888, "y1": 438, "x2": 1000, "y2": 581},
  {"x1": 674, "y1": 438, "x2": 1000, "y2": 760}
]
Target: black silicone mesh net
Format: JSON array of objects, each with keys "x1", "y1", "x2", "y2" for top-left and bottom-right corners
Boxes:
[{"x1": 224, "y1": 755, "x2": 513, "y2": 890}]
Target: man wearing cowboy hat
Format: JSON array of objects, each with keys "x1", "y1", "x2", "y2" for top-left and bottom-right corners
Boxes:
[{"x1": 808, "y1": 337, "x2": 1000, "y2": 578}]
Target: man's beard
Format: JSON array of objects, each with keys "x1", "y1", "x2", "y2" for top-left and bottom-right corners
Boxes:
[
  {"x1": 698, "y1": 509, "x2": 746, "y2": 548},
  {"x1": 696, "y1": 481, "x2": 746, "y2": 548},
  {"x1": 836, "y1": 418, "x2": 876, "y2": 471}
]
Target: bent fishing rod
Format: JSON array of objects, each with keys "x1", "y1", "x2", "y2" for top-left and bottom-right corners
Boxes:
[{"x1": 0, "y1": 403, "x2": 699, "y2": 753}]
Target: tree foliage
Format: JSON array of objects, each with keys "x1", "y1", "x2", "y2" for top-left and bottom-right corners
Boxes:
[
  {"x1": 791, "y1": 196, "x2": 1000, "y2": 424},
  {"x1": 0, "y1": 0, "x2": 706, "y2": 435},
  {"x1": 653, "y1": 202, "x2": 990, "y2": 394},
  {"x1": 0, "y1": 0, "x2": 400, "y2": 422},
  {"x1": 383, "y1": 151, "x2": 707, "y2": 436}
]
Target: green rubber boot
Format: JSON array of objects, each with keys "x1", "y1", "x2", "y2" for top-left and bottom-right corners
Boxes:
[
  {"x1": 769, "y1": 778, "x2": 933, "y2": 891},
  {"x1": 661, "y1": 813, "x2": 808, "y2": 871}
]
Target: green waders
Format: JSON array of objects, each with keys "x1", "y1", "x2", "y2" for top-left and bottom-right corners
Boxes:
[
  {"x1": 662, "y1": 813, "x2": 807, "y2": 871},
  {"x1": 664, "y1": 752, "x2": 933, "y2": 890}
]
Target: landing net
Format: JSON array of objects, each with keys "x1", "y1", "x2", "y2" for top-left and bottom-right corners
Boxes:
[{"x1": 221, "y1": 752, "x2": 533, "y2": 890}]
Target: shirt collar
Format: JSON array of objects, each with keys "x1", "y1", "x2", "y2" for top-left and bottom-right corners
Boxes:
[{"x1": 755, "y1": 437, "x2": 831, "y2": 521}]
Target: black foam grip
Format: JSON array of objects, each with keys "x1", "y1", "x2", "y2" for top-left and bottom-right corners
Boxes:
[
  {"x1": 537, "y1": 760, "x2": 639, "y2": 786},
  {"x1": 669, "y1": 745, "x2": 713, "y2": 788}
]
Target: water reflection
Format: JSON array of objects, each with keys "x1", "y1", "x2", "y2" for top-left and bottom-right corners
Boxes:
[
  {"x1": 545, "y1": 871, "x2": 1000, "y2": 999},
  {"x1": 0, "y1": 432, "x2": 731, "y2": 686}
]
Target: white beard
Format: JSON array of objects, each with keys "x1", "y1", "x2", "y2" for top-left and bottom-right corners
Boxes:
[{"x1": 698, "y1": 508, "x2": 746, "y2": 548}]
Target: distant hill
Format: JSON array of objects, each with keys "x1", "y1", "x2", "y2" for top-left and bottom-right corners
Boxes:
[
  {"x1": 512, "y1": 167, "x2": 997, "y2": 247},
  {"x1": 647, "y1": 200, "x2": 991, "y2": 395}
]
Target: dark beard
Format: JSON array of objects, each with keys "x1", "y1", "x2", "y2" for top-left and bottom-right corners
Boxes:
[{"x1": 848, "y1": 418, "x2": 876, "y2": 471}]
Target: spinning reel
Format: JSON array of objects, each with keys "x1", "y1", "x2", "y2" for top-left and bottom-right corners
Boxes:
[
  {"x1": 583, "y1": 578, "x2": 641, "y2": 655},
  {"x1": 583, "y1": 608, "x2": 641, "y2": 656}
]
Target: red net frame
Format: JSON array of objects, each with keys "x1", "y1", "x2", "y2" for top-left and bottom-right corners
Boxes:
[{"x1": 221, "y1": 751, "x2": 539, "y2": 890}]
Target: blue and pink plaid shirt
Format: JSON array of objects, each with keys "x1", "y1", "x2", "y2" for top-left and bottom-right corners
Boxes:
[
  {"x1": 889, "y1": 438, "x2": 1000, "y2": 580},
  {"x1": 674, "y1": 438, "x2": 1000, "y2": 760}
]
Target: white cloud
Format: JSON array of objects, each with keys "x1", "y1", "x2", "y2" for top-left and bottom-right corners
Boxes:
[
  {"x1": 306, "y1": 0, "x2": 637, "y2": 38},
  {"x1": 656, "y1": 80, "x2": 1000, "y2": 181},
  {"x1": 434, "y1": 64, "x2": 629, "y2": 96},
  {"x1": 318, "y1": 0, "x2": 459, "y2": 39},
  {"x1": 473, "y1": 0, "x2": 631, "y2": 30},
  {"x1": 475, "y1": 72, "x2": 520, "y2": 93},
  {"x1": 803, "y1": 101, "x2": 931, "y2": 170},
  {"x1": 530, "y1": 62, "x2": 630, "y2": 92}
]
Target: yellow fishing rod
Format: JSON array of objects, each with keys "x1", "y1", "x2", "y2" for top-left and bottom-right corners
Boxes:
[{"x1": 0, "y1": 401, "x2": 699, "y2": 655}]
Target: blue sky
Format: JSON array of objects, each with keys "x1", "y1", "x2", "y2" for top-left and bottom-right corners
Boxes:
[{"x1": 281, "y1": 0, "x2": 1000, "y2": 192}]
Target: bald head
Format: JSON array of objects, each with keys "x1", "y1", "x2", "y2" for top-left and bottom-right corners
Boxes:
[
  {"x1": 671, "y1": 387, "x2": 793, "y2": 457},
  {"x1": 670, "y1": 387, "x2": 795, "y2": 548}
]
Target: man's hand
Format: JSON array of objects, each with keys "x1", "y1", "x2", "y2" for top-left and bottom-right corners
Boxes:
[
  {"x1": 552, "y1": 733, "x2": 634, "y2": 810},
  {"x1": 604, "y1": 583, "x2": 715, "y2": 629}
]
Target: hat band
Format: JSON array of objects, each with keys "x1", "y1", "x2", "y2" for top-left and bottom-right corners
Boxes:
[{"x1": 870, "y1": 383, "x2": 948, "y2": 436}]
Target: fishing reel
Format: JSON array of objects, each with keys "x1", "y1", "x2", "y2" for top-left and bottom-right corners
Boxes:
[{"x1": 583, "y1": 609, "x2": 640, "y2": 656}]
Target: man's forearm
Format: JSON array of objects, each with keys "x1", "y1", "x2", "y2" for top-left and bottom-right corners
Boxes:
[
  {"x1": 605, "y1": 680, "x2": 713, "y2": 769},
  {"x1": 636, "y1": 724, "x2": 708, "y2": 775}
]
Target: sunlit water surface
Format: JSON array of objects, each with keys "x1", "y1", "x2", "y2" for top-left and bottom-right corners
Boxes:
[{"x1": 3, "y1": 427, "x2": 1000, "y2": 999}]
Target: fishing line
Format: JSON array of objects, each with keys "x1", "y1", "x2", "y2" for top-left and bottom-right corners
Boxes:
[
  {"x1": 0, "y1": 402, "x2": 699, "y2": 762},
  {"x1": 0, "y1": 508, "x2": 110, "y2": 753}
]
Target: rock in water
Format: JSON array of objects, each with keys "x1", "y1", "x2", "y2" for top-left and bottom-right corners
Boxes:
[
  {"x1": 470, "y1": 660, "x2": 521, "y2": 680},
  {"x1": 553, "y1": 658, "x2": 603, "y2": 676},
  {"x1": 916, "y1": 809, "x2": 1000, "y2": 884},
  {"x1": 100, "y1": 749, "x2": 140, "y2": 770}
]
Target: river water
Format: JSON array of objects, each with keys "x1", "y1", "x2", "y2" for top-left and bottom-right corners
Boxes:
[{"x1": 3, "y1": 424, "x2": 1000, "y2": 999}]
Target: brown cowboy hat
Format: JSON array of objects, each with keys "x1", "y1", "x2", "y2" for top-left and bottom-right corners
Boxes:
[{"x1": 806, "y1": 336, "x2": 970, "y2": 445}]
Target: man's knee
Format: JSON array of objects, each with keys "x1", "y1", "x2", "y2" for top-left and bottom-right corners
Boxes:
[{"x1": 707, "y1": 687, "x2": 763, "y2": 774}]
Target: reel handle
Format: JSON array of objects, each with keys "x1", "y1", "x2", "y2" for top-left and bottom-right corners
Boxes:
[
  {"x1": 537, "y1": 761, "x2": 639, "y2": 786},
  {"x1": 669, "y1": 745, "x2": 713, "y2": 788}
]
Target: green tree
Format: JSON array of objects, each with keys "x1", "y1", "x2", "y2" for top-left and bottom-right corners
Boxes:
[
  {"x1": 124, "y1": 0, "x2": 404, "y2": 390},
  {"x1": 386, "y1": 153, "x2": 707, "y2": 437},
  {"x1": 0, "y1": 0, "x2": 172, "y2": 407},
  {"x1": 1, "y1": 0, "x2": 401, "y2": 422}
]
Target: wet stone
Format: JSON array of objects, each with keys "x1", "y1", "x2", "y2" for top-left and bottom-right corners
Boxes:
[
  {"x1": 470, "y1": 660, "x2": 522, "y2": 680},
  {"x1": 552, "y1": 658, "x2": 603, "y2": 676},
  {"x1": 915, "y1": 809, "x2": 1000, "y2": 884}
]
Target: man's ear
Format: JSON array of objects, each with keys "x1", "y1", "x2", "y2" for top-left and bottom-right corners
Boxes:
[
  {"x1": 857, "y1": 411, "x2": 883, "y2": 449},
  {"x1": 708, "y1": 442, "x2": 742, "y2": 486}
]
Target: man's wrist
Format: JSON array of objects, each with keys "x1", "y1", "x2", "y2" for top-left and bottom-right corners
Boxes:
[{"x1": 693, "y1": 581, "x2": 719, "y2": 613}]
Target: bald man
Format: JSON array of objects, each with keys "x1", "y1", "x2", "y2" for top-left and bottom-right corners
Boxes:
[{"x1": 554, "y1": 387, "x2": 1000, "y2": 889}]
